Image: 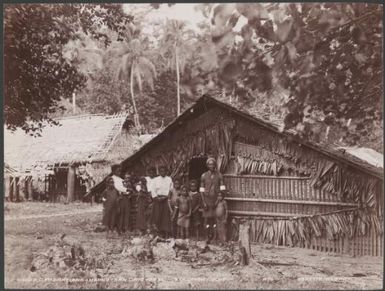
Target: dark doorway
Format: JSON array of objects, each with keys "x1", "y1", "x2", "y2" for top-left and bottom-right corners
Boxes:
[{"x1": 188, "y1": 157, "x2": 208, "y2": 184}]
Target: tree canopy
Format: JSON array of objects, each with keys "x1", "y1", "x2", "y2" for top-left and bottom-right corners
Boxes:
[
  {"x1": 4, "y1": 4, "x2": 132, "y2": 133},
  {"x1": 4, "y1": 3, "x2": 383, "y2": 152}
]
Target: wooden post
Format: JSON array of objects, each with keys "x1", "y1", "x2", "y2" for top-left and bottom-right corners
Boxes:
[
  {"x1": 239, "y1": 221, "x2": 251, "y2": 265},
  {"x1": 19, "y1": 177, "x2": 26, "y2": 201},
  {"x1": 13, "y1": 177, "x2": 19, "y2": 202},
  {"x1": 27, "y1": 177, "x2": 33, "y2": 201},
  {"x1": 4, "y1": 176, "x2": 11, "y2": 201},
  {"x1": 9, "y1": 177, "x2": 14, "y2": 201},
  {"x1": 67, "y1": 166, "x2": 76, "y2": 203}
]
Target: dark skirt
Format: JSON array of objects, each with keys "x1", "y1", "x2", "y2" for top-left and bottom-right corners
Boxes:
[
  {"x1": 118, "y1": 195, "x2": 131, "y2": 232},
  {"x1": 202, "y1": 205, "x2": 216, "y2": 218},
  {"x1": 136, "y1": 195, "x2": 148, "y2": 231},
  {"x1": 202, "y1": 193, "x2": 217, "y2": 218},
  {"x1": 191, "y1": 210, "x2": 202, "y2": 226},
  {"x1": 104, "y1": 199, "x2": 119, "y2": 229},
  {"x1": 152, "y1": 196, "x2": 171, "y2": 233}
]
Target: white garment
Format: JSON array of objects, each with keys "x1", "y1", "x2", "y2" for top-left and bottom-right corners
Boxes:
[
  {"x1": 152, "y1": 176, "x2": 173, "y2": 197},
  {"x1": 111, "y1": 175, "x2": 126, "y2": 193},
  {"x1": 145, "y1": 176, "x2": 156, "y2": 198}
]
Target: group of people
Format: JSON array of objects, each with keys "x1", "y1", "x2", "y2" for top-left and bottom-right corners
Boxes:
[{"x1": 101, "y1": 158, "x2": 228, "y2": 244}]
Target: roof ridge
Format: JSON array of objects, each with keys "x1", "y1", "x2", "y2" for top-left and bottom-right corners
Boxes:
[{"x1": 55, "y1": 112, "x2": 128, "y2": 121}]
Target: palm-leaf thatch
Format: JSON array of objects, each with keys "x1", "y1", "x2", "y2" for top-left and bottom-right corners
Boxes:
[{"x1": 4, "y1": 113, "x2": 131, "y2": 170}]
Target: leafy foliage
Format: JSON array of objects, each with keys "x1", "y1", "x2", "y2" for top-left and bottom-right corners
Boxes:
[
  {"x1": 157, "y1": 19, "x2": 196, "y2": 115},
  {"x1": 191, "y1": 3, "x2": 383, "y2": 149},
  {"x1": 6, "y1": 3, "x2": 382, "y2": 152},
  {"x1": 4, "y1": 4, "x2": 132, "y2": 133}
]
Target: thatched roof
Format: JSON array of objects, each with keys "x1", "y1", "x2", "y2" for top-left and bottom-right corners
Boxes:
[
  {"x1": 4, "y1": 163, "x2": 17, "y2": 174},
  {"x1": 4, "y1": 113, "x2": 131, "y2": 170},
  {"x1": 91, "y1": 95, "x2": 383, "y2": 194},
  {"x1": 339, "y1": 147, "x2": 383, "y2": 169}
]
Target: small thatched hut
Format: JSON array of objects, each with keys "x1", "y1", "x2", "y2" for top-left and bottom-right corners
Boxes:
[
  {"x1": 91, "y1": 95, "x2": 383, "y2": 256},
  {"x1": 4, "y1": 113, "x2": 151, "y2": 202}
]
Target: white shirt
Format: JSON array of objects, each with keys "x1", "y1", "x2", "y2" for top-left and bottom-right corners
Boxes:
[
  {"x1": 112, "y1": 175, "x2": 126, "y2": 193},
  {"x1": 152, "y1": 176, "x2": 173, "y2": 198},
  {"x1": 145, "y1": 176, "x2": 156, "y2": 198}
]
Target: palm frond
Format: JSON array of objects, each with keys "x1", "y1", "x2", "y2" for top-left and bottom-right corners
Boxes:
[
  {"x1": 81, "y1": 48, "x2": 104, "y2": 55},
  {"x1": 138, "y1": 56, "x2": 157, "y2": 79},
  {"x1": 117, "y1": 53, "x2": 131, "y2": 80},
  {"x1": 106, "y1": 48, "x2": 126, "y2": 59}
]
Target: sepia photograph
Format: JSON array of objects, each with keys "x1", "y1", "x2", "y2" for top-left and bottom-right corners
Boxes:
[{"x1": 3, "y1": 2, "x2": 384, "y2": 289}]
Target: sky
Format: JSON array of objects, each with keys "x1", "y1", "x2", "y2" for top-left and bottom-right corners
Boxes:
[{"x1": 123, "y1": 3, "x2": 207, "y2": 30}]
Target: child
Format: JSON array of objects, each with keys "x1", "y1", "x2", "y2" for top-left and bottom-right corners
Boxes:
[
  {"x1": 119, "y1": 172, "x2": 134, "y2": 234},
  {"x1": 189, "y1": 179, "x2": 202, "y2": 241},
  {"x1": 168, "y1": 178, "x2": 181, "y2": 238},
  {"x1": 174, "y1": 185, "x2": 191, "y2": 239},
  {"x1": 136, "y1": 177, "x2": 153, "y2": 234},
  {"x1": 102, "y1": 177, "x2": 120, "y2": 238},
  {"x1": 215, "y1": 191, "x2": 228, "y2": 244}
]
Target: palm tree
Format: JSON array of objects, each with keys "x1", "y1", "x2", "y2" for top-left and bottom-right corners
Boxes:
[
  {"x1": 159, "y1": 20, "x2": 195, "y2": 116},
  {"x1": 114, "y1": 37, "x2": 157, "y2": 129}
]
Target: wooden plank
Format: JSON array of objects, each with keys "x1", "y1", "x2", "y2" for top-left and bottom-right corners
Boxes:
[
  {"x1": 229, "y1": 210, "x2": 310, "y2": 217},
  {"x1": 223, "y1": 174, "x2": 310, "y2": 180},
  {"x1": 224, "y1": 197, "x2": 357, "y2": 207},
  {"x1": 294, "y1": 179, "x2": 299, "y2": 214},
  {"x1": 370, "y1": 229, "x2": 374, "y2": 256},
  {"x1": 261, "y1": 179, "x2": 265, "y2": 213},
  {"x1": 275, "y1": 179, "x2": 279, "y2": 213}
]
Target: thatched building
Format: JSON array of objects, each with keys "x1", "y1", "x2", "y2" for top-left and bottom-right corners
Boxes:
[
  {"x1": 4, "y1": 113, "x2": 151, "y2": 202},
  {"x1": 91, "y1": 95, "x2": 383, "y2": 256}
]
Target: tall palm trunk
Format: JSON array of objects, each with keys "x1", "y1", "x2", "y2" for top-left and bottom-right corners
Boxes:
[
  {"x1": 130, "y1": 63, "x2": 140, "y2": 129},
  {"x1": 175, "y1": 45, "x2": 181, "y2": 116}
]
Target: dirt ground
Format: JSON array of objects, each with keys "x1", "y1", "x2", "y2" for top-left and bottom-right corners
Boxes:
[{"x1": 4, "y1": 202, "x2": 384, "y2": 289}]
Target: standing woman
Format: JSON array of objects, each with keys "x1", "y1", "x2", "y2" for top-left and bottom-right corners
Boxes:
[
  {"x1": 119, "y1": 172, "x2": 134, "y2": 234},
  {"x1": 136, "y1": 177, "x2": 153, "y2": 234},
  {"x1": 102, "y1": 177, "x2": 120, "y2": 238},
  {"x1": 200, "y1": 157, "x2": 226, "y2": 244},
  {"x1": 152, "y1": 166, "x2": 173, "y2": 238}
]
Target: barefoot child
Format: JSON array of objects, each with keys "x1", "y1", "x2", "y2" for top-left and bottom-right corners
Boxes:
[
  {"x1": 168, "y1": 178, "x2": 181, "y2": 238},
  {"x1": 215, "y1": 192, "x2": 228, "y2": 244},
  {"x1": 174, "y1": 185, "x2": 191, "y2": 239},
  {"x1": 102, "y1": 177, "x2": 120, "y2": 238},
  {"x1": 189, "y1": 179, "x2": 202, "y2": 240}
]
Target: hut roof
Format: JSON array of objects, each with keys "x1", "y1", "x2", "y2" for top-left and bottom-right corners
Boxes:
[
  {"x1": 136, "y1": 96, "x2": 382, "y2": 175},
  {"x1": 4, "y1": 163, "x2": 17, "y2": 174},
  {"x1": 338, "y1": 147, "x2": 383, "y2": 169},
  {"x1": 4, "y1": 113, "x2": 130, "y2": 170},
  {"x1": 91, "y1": 95, "x2": 383, "y2": 193}
]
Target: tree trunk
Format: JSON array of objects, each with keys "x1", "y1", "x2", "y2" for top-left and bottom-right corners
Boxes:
[
  {"x1": 130, "y1": 64, "x2": 140, "y2": 129},
  {"x1": 175, "y1": 45, "x2": 181, "y2": 116},
  {"x1": 67, "y1": 166, "x2": 76, "y2": 203},
  {"x1": 239, "y1": 222, "x2": 251, "y2": 265}
]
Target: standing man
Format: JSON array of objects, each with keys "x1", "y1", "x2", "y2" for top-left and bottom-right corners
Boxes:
[
  {"x1": 145, "y1": 167, "x2": 157, "y2": 198},
  {"x1": 200, "y1": 157, "x2": 226, "y2": 244},
  {"x1": 152, "y1": 165, "x2": 173, "y2": 237},
  {"x1": 110, "y1": 164, "x2": 126, "y2": 234},
  {"x1": 111, "y1": 164, "x2": 126, "y2": 193}
]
